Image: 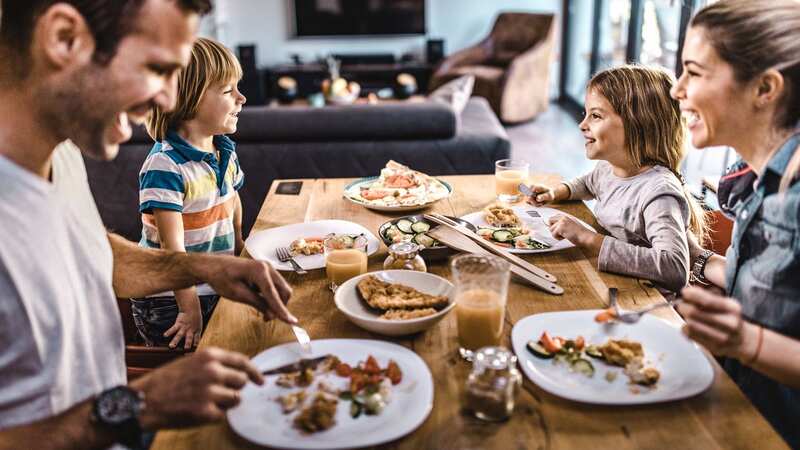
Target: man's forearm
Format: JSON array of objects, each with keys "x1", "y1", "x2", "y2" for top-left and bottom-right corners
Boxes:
[
  {"x1": 0, "y1": 400, "x2": 116, "y2": 450},
  {"x1": 109, "y1": 233, "x2": 203, "y2": 298}
]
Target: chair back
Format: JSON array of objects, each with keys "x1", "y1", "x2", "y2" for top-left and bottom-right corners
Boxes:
[
  {"x1": 116, "y1": 298, "x2": 190, "y2": 380},
  {"x1": 487, "y1": 13, "x2": 555, "y2": 66}
]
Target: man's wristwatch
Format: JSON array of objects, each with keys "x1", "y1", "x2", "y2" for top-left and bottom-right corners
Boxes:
[
  {"x1": 91, "y1": 386, "x2": 145, "y2": 449},
  {"x1": 691, "y1": 249, "x2": 715, "y2": 285}
]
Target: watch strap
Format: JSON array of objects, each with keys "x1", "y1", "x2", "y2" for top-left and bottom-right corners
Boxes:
[{"x1": 691, "y1": 249, "x2": 715, "y2": 285}]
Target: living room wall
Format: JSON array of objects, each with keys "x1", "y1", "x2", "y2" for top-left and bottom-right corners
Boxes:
[{"x1": 205, "y1": 0, "x2": 561, "y2": 66}]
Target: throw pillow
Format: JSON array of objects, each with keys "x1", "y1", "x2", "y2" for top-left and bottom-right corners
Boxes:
[{"x1": 429, "y1": 75, "x2": 475, "y2": 116}]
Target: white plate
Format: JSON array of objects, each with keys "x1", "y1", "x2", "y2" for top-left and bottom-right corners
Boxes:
[
  {"x1": 460, "y1": 205, "x2": 595, "y2": 254},
  {"x1": 245, "y1": 220, "x2": 380, "y2": 271},
  {"x1": 227, "y1": 339, "x2": 434, "y2": 449},
  {"x1": 511, "y1": 310, "x2": 714, "y2": 405},
  {"x1": 343, "y1": 176, "x2": 453, "y2": 212},
  {"x1": 334, "y1": 270, "x2": 455, "y2": 336}
]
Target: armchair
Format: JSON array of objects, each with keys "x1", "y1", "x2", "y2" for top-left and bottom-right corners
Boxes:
[{"x1": 429, "y1": 13, "x2": 556, "y2": 124}]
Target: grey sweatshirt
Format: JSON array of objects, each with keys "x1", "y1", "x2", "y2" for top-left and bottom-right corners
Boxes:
[{"x1": 564, "y1": 161, "x2": 691, "y2": 292}]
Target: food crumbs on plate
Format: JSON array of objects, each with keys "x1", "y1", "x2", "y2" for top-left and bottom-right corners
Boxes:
[{"x1": 605, "y1": 371, "x2": 618, "y2": 383}]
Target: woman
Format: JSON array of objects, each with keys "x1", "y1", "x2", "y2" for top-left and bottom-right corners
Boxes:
[{"x1": 670, "y1": 0, "x2": 800, "y2": 446}]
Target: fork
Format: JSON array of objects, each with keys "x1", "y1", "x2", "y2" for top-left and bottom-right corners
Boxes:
[
  {"x1": 291, "y1": 324, "x2": 312, "y2": 354},
  {"x1": 275, "y1": 246, "x2": 307, "y2": 275},
  {"x1": 614, "y1": 297, "x2": 683, "y2": 324}
]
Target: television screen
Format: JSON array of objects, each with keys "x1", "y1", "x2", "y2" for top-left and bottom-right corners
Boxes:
[{"x1": 293, "y1": 0, "x2": 426, "y2": 37}]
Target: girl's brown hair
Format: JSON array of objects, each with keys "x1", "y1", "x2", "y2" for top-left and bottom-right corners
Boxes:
[
  {"x1": 588, "y1": 65, "x2": 708, "y2": 242},
  {"x1": 146, "y1": 37, "x2": 242, "y2": 141},
  {"x1": 691, "y1": 0, "x2": 800, "y2": 191}
]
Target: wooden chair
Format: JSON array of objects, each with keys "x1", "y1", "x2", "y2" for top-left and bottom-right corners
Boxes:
[{"x1": 116, "y1": 298, "x2": 191, "y2": 380}]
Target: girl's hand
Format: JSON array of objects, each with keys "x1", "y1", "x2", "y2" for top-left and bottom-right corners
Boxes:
[
  {"x1": 678, "y1": 285, "x2": 760, "y2": 360},
  {"x1": 165, "y1": 301, "x2": 203, "y2": 349},
  {"x1": 548, "y1": 214, "x2": 597, "y2": 247},
  {"x1": 525, "y1": 184, "x2": 556, "y2": 206}
]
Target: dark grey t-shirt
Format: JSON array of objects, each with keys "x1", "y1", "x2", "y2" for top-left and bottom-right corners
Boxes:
[{"x1": 565, "y1": 161, "x2": 691, "y2": 292}]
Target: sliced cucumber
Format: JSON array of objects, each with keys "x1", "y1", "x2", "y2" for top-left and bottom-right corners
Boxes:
[
  {"x1": 492, "y1": 229, "x2": 514, "y2": 242},
  {"x1": 585, "y1": 345, "x2": 603, "y2": 359},
  {"x1": 411, "y1": 221, "x2": 431, "y2": 233},
  {"x1": 527, "y1": 340, "x2": 554, "y2": 359},
  {"x1": 413, "y1": 233, "x2": 436, "y2": 249},
  {"x1": 571, "y1": 358, "x2": 595, "y2": 377},
  {"x1": 396, "y1": 219, "x2": 414, "y2": 233},
  {"x1": 383, "y1": 225, "x2": 401, "y2": 239}
]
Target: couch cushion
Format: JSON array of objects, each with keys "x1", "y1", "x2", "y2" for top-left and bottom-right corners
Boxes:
[
  {"x1": 232, "y1": 102, "x2": 456, "y2": 143},
  {"x1": 429, "y1": 75, "x2": 475, "y2": 116}
]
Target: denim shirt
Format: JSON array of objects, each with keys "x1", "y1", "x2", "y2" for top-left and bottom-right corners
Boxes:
[{"x1": 722, "y1": 133, "x2": 800, "y2": 448}]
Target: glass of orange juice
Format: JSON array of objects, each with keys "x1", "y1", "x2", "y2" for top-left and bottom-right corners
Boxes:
[
  {"x1": 495, "y1": 159, "x2": 529, "y2": 203},
  {"x1": 451, "y1": 254, "x2": 510, "y2": 360},
  {"x1": 324, "y1": 234, "x2": 369, "y2": 292}
]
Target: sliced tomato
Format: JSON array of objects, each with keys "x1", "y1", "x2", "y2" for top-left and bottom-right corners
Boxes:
[
  {"x1": 363, "y1": 355, "x2": 381, "y2": 375},
  {"x1": 574, "y1": 336, "x2": 585, "y2": 350},
  {"x1": 335, "y1": 362, "x2": 352, "y2": 377},
  {"x1": 350, "y1": 371, "x2": 367, "y2": 393},
  {"x1": 594, "y1": 308, "x2": 618, "y2": 323},
  {"x1": 539, "y1": 331, "x2": 562, "y2": 353},
  {"x1": 385, "y1": 360, "x2": 402, "y2": 385}
]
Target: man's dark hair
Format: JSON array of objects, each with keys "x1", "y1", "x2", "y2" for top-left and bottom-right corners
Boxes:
[{"x1": 0, "y1": 0, "x2": 212, "y2": 68}]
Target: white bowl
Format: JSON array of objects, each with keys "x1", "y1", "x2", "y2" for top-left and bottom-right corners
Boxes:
[{"x1": 334, "y1": 270, "x2": 455, "y2": 336}]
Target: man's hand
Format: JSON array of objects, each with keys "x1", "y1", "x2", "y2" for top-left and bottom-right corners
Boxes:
[
  {"x1": 165, "y1": 307, "x2": 202, "y2": 349},
  {"x1": 677, "y1": 286, "x2": 759, "y2": 360},
  {"x1": 193, "y1": 255, "x2": 297, "y2": 324},
  {"x1": 131, "y1": 347, "x2": 264, "y2": 430}
]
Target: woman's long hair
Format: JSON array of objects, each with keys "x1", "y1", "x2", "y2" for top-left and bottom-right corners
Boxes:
[{"x1": 692, "y1": 0, "x2": 800, "y2": 192}]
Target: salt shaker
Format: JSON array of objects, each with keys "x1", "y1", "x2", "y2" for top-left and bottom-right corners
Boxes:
[
  {"x1": 464, "y1": 346, "x2": 522, "y2": 421},
  {"x1": 383, "y1": 242, "x2": 427, "y2": 272}
]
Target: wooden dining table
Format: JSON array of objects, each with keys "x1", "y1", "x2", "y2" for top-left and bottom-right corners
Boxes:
[{"x1": 152, "y1": 174, "x2": 787, "y2": 450}]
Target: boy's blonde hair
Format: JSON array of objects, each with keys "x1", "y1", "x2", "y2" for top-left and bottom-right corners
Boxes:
[
  {"x1": 146, "y1": 37, "x2": 242, "y2": 141},
  {"x1": 588, "y1": 65, "x2": 708, "y2": 242}
]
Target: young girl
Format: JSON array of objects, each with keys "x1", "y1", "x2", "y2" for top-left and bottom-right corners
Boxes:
[
  {"x1": 132, "y1": 37, "x2": 247, "y2": 348},
  {"x1": 527, "y1": 65, "x2": 706, "y2": 292}
]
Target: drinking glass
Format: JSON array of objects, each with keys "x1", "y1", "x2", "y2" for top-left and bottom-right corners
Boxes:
[
  {"x1": 451, "y1": 254, "x2": 510, "y2": 360},
  {"x1": 495, "y1": 159, "x2": 530, "y2": 203},
  {"x1": 324, "y1": 234, "x2": 368, "y2": 292}
]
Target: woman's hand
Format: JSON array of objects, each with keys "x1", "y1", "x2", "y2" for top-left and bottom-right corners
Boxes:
[
  {"x1": 525, "y1": 184, "x2": 556, "y2": 206},
  {"x1": 678, "y1": 285, "x2": 760, "y2": 360},
  {"x1": 164, "y1": 300, "x2": 203, "y2": 349},
  {"x1": 548, "y1": 214, "x2": 603, "y2": 251}
]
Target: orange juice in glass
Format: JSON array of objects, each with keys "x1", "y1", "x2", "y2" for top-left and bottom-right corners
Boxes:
[
  {"x1": 324, "y1": 234, "x2": 368, "y2": 291},
  {"x1": 451, "y1": 255, "x2": 510, "y2": 359},
  {"x1": 495, "y1": 159, "x2": 529, "y2": 203}
]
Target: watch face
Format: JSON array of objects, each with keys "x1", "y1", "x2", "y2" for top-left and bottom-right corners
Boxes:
[{"x1": 97, "y1": 387, "x2": 141, "y2": 425}]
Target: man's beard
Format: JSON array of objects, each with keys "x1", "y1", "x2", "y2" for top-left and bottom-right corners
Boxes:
[{"x1": 35, "y1": 66, "x2": 120, "y2": 161}]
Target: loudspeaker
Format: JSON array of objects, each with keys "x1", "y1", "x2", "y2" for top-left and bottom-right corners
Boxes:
[
  {"x1": 426, "y1": 39, "x2": 445, "y2": 65},
  {"x1": 237, "y1": 45, "x2": 264, "y2": 105}
]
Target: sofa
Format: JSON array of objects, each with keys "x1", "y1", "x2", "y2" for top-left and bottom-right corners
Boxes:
[
  {"x1": 429, "y1": 13, "x2": 555, "y2": 124},
  {"x1": 85, "y1": 96, "x2": 510, "y2": 241}
]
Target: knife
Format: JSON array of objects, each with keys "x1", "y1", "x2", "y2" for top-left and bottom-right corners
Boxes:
[{"x1": 261, "y1": 355, "x2": 330, "y2": 375}]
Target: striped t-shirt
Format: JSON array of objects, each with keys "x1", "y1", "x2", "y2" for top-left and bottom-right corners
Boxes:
[{"x1": 138, "y1": 130, "x2": 244, "y2": 294}]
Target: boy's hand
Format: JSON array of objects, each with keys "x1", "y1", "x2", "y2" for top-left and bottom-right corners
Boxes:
[
  {"x1": 525, "y1": 184, "x2": 555, "y2": 206},
  {"x1": 165, "y1": 304, "x2": 203, "y2": 349},
  {"x1": 132, "y1": 347, "x2": 264, "y2": 430}
]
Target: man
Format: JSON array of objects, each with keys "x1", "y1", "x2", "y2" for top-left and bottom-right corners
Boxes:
[{"x1": 0, "y1": 1, "x2": 297, "y2": 448}]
